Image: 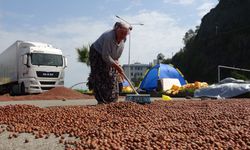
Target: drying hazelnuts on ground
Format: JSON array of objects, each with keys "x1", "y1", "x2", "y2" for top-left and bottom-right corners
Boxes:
[{"x1": 0, "y1": 99, "x2": 250, "y2": 149}]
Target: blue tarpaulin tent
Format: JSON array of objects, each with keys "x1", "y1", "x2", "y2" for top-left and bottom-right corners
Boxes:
[{"x1": 139, "y1": 64, "x2": 186, "y2": 91}]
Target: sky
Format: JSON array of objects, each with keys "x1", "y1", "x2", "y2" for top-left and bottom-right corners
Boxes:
[{"x1": 0, "y1": 0, "x2": 218, "y2": 89}]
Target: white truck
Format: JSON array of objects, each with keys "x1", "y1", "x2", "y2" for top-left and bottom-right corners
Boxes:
[{"x1": 0, "y1": 40, "x2": 67, "y2": 95}]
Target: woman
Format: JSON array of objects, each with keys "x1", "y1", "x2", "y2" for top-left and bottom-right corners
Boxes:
[{"x1": 88, "y1": 22, "x2": 131, "y2": 104}]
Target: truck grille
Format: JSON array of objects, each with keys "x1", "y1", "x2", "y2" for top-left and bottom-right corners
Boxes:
[
  {"x1": 36, "y1": 71, "x2": 59, "y2": 78},
  {"x1": 40, "y1": 81, "x2": 56, "y2": 85},
  {"x1": 41, "y1": 87, "x2": 55, "y2": 90}
]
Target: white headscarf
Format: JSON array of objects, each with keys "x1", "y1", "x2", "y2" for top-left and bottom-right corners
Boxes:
[{"x1": 113, "y1": 22, "x2": 132, "y2": 31}]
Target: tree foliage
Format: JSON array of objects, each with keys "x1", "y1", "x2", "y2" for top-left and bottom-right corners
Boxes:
[
  {"x1": 163, "y1": 0, "x2": 250, "y2": 84},
  {"x1": 76, "y1": 44, "x2": 90, "y2": 66}
]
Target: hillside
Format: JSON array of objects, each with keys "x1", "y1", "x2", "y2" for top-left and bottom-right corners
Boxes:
[{"x1": 171, "y1": 0, "x2": 250, "y2": 83}]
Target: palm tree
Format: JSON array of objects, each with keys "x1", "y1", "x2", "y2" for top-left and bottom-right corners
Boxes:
[{"x1": 76, "y1": 44, "x2": 90, "y2": 66}]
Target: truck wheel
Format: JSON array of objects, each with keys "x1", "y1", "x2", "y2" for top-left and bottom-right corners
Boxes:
[
  {"x1": 21, "y1": 83, "x2": 26, "y2": 95},
  {"x1": 9, "y1": 86, "x2": 16, "y2": 96}
]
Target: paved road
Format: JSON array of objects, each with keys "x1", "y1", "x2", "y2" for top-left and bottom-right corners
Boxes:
[{"x1": 0, "y1": 99, "x2": 98, "y2": 108}]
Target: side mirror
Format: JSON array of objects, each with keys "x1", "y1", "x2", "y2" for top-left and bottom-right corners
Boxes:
[
  {"x1": 22, "y1": 54, "x2": 30, "y2": 67},
  {"x1": 64, "y1": 56, "x2": 67, "y2": 68},
  {"x1": 22, "y1": 55, "x2": 27, "y2": 64}
]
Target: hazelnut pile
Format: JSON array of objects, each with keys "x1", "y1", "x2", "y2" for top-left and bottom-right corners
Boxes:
[{"x1": 0, "y1": 99, "x2": 250, "y2": 149}]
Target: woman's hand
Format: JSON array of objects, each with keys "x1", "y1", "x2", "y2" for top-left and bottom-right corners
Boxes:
[{"x1": 113, "y1": 61, "x2": 125, "y2": 77}]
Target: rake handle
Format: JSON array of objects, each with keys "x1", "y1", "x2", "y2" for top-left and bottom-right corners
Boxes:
[{"x1": 121, "y1": 72, "x2": 139, "y2": 95}]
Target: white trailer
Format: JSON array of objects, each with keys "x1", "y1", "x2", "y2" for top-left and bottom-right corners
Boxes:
[{"x1": 0, "y1": 40, "x2": 67, "y2": 95}]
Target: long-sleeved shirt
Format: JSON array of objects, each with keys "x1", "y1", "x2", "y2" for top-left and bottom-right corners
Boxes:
[{"x1": 92, "y1": 29, "x2": 125, "y2": 66}]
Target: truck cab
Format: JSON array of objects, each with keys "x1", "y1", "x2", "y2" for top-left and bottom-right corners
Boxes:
[
  {"x1": 18, "y1": 41, "x2": 67, "y2": 94},
  {"x1": 0, "y1": 41, "x2": 68, "y2": 95}
]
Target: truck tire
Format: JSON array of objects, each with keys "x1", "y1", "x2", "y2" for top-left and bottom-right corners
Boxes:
[
  {"x1": 21, "y1": 83, "x2": 26, "y2": 95},
  {"x1": 9, "y1": 85, "x2": 16, "y2": 96}
]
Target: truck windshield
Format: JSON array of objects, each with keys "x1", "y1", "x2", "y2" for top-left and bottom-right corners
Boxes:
[{"x1": 31, "y1": 53, "x2": 63, "y2": 66}]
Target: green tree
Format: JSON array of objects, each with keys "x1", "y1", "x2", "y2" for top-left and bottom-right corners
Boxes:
[
  {"x1": 76, "y1": 44, "x2": 90, "y2": 66},
  {"x1": 182, "y1": 26, "x2": 199, "y2": 45}
]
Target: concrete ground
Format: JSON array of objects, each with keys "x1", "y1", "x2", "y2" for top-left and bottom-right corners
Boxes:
[
  {"x1": 0, "y1": 129, "x2": 65, "y2": 150},
  {"x1": 0, "y1": 99, "x2": 98, "y2": 108}
]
